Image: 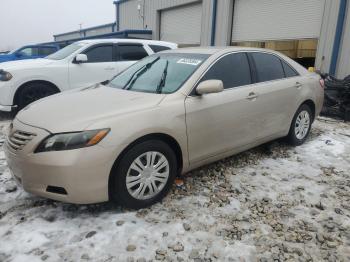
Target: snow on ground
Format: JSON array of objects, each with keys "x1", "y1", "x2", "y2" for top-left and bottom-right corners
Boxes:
[{"x1": 0, "y1": 117, "x2": 349, "y2": 262}]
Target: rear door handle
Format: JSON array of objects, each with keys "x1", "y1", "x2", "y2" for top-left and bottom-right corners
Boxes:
[
  {"x1": 246, "y1": 92, "x2": 258, "y2": 100},
  {"x1": 104, "y1": 67, "x2": 115, "y2": 70},
  {"x1": 295, "y1": 82, "x2": 303, "y2": 89}
]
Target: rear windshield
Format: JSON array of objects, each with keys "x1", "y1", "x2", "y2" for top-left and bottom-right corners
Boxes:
[{"x1": 109, "y1": 53, "x2": 209, "y2": 94}]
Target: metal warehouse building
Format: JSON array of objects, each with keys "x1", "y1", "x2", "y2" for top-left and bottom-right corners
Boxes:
[
  {"x1": 54, "y1": 23, "x2": 118, "y2": 42},
  {"x1": 53, "y1": 23, "x2": 152, "y2": 46},
  {"x1": 54, "y1": 0, "x2": 350, "y2": 78}
]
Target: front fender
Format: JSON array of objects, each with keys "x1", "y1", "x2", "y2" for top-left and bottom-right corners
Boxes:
[
  {"x1": 86, "y1": 98, "x2": 189, "y2": 172},
  {"x1": 12, "y1": 70, "x2": 62, "y2": 90}
]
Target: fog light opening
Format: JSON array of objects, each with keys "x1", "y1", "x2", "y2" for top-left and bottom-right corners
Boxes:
[{"x1": 46, "y1": 186, "x2": 68, "y2": 195}]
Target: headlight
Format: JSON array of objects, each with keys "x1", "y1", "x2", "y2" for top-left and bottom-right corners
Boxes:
[
  {"x1": 0, "y1": 70, "x2": 13, "y2": 81},
  {"x1": 35, "y1": 129, "x2": 110, "y2": 153}
]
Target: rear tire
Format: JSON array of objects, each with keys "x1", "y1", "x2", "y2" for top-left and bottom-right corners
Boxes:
[
  {"x1": 16, "y1": 82, "x2": 59, "y2": 111},
  {"x1": 287, "y1": 104, "x2": 313, "y2": 146},
  {"x1": 110, "y1": 140, "x2": 177, "y2": 209}
]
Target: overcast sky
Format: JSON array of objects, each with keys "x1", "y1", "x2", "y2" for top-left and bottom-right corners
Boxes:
[{"x1": 0, "y1": 0, "x2": 115, "y2": 51}]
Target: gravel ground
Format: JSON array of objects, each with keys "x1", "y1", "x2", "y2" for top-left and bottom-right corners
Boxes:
[{"x1": 0, "y1": 117, "x2": 349, "y2": 262}]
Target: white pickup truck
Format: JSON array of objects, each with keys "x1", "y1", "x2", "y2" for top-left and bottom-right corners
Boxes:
[{"x1": 0, "y1": 39, "x2": 177, "y2": 112}]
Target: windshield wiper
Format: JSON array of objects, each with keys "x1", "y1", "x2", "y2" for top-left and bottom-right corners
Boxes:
[
  {"x1": 156, "y1": 60, "x2": 169, "y2": 94},
  {"x1": 123, "y1": 57, "x2": 160, "y2": 90}
]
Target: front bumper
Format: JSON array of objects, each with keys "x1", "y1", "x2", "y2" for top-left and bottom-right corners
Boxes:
[
  {"x1": 0, "y1": 81, "x2": 15, "y2": 112},
  {"x1": 4, "y1": 119, "x2": 116, "y2": 204},
  {"x1": 0, "y1": 104, "x2": 13, "y2": 112}
]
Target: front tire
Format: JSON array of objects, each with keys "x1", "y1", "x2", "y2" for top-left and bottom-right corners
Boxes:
[
  {"x1": 287, "y1": 104, "x2": 313, "y2": 146},
  {"x1": 110, "y1": 140, "x2": 177, "y2": 209},
  {"x1": 16, "y1": 83, "x2": 59, "y2": 111}
]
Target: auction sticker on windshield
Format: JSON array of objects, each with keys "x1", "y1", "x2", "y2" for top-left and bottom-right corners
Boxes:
[{"x1": 177, "y1": 58, "x2": 202, "y2": 66}]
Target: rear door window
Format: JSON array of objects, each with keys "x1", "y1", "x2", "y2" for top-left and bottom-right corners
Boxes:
[
  {"x1": 149, "y1": 45, "x2": 171, "y2": 53},
  {"x1": 282, "y1": 60, "x2": 299, "y2": 78},
  {"x1": 199, "y1": 53, "x2": 252, "y2": 89},
  {"x1": 83, "y1": 45, "x2": 114, "y2": 63},
  {"x1": 118, "y1": 45, "x2": 148, "y2": 61},
  {"x1": 251, "y1": 52, "x2": 285, "y2": 82}
]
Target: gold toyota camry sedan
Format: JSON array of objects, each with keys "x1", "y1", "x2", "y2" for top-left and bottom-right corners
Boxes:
[{"x1": 4, "y1": 47, "x2": 324, "y2": 208}]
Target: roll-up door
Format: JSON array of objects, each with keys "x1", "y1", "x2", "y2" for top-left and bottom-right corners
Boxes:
[
  {"x1": 232, "y1": 0, "x2": 326, "y2": 42},
  {"x1": 160, "y1": 3, "x2": 202, "y2": 45}
]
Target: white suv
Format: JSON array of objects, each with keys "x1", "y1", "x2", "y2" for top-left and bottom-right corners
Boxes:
[{"x1": 0, "y1": 39, "x2": 177, "y2": 112}]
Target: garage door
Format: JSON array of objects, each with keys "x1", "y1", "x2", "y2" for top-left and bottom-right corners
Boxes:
[
  {"x1": 160, "y1": 3, "x2": 202, "y2": 45},
  {"x1": 232, "y1": 0, "x2": 326, "y2": 42}
]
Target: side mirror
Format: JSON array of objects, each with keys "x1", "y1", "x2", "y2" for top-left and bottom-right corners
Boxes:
[
  {"x1": 196, "y1": 80, "x2": 224, "y2": 95},
  {"x1": 15, "y1": 52, "x2": 24, "y2": 57},
  {"x1": 75, "y1": 54, "x2": 88, "y2": 63}
]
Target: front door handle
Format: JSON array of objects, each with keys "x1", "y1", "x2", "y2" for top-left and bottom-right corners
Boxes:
[
  {"x1": 295, "y1": 82, "x2": 303, "y2": 89},
  {"x1": 246, "y1": 92, "x2": 258, "y2": 100},
  {"x1": 104, "y1": 67, "x2": 115, "y2": 71}
]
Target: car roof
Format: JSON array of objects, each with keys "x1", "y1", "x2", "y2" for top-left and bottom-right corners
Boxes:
[
  {"x1": 163, "y1": 46, "x2": 308, "y2": 76},
  {"x1": 76, "y1": 39, "x2": 177, "y2": 47},
  {"x1": 162, "y1": 46, "x2": 281, "y2": 55}
]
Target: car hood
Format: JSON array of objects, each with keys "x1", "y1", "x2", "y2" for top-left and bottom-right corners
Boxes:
[
  {"x1": 0, "y1": 58, "x2": 55, "y2": 70},
  {"x1": 16, "y1": 85, "x2": 166, "y2": 133}
]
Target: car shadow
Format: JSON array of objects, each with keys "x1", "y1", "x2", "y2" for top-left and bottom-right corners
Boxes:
[
  {"x1": 1, "y1": 196, "x2": 128, "y2": 222},
  {"x1": 178, "y1": 126, "x2": 324, "y2": 183}
]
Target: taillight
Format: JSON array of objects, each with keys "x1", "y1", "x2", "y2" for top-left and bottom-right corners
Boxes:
[{"x1": 319, "y1": 79, "x2": 325, "y2": 88}]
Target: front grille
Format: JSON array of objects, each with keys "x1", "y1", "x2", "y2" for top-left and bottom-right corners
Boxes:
[{"x1": 7, "y1": 130, "x2": 36, "y2": 151}]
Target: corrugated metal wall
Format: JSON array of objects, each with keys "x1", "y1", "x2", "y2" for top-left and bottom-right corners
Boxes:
[
  {"x1": 119, "y1": 0, "x2": 144, "y2": 30},
  {"x1": 214, "y1": 0, "x2": 233, "y2": 46},
  {"x1": 231, "y1": 0, "x2": 325, "y2": 41},
  {"x1": 337, "y1": 2, "x2": 350, "y2": 78},
  {"x1": 119, "y1": 0, "x2": 201, "y2": 31},
  {"x1": 315, "y1": 0, "x2": 340, "y2": 74},
  {"x1": 117, "y1": 0, "x2": 348, "y2": 77},
  {"x1": 55, "y1": 32, "x2": 82, "y2": 42},
  {"x1": 159, "y1": 3, "x2": 202, "y2": 44},
  {"x1": 199, "y1": 0, "x2": 212, "y2": 46},
  {"x1": 55, "y1": 24, "x2": 115, "y2": 42},
  {"x1": 118, "y1": 0, "x2": 212, "y2": 45},
  {"x1": 85, "y1": 25, "x2": 114, "y2": 37}
]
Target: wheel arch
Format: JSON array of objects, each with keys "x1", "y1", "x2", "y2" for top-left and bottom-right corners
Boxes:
[
  {"x1": 299, "y1": 99, "x2": 316, "y2": 122},
  {"x1": 14, "y1": 80, "x2": 61, "y2": 106},
  {"x1": 108, "y1": 133, "x2": 184, "y2": 199}
]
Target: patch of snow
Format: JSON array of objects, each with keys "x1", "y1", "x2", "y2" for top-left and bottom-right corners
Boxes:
[{"x1": 0, "y1": 118, "x2": 349, "y2": 261}]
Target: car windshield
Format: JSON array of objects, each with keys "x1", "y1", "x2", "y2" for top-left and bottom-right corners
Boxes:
[
  {"x1": 46, "y1": 43, "x2": 86, "y2": 60},
  {"x1": 108, "y1": 53, "x2": 209, "y2": 94},
  {"x1": 8, "y1": 47, "x2": 22, "y2": 54}
]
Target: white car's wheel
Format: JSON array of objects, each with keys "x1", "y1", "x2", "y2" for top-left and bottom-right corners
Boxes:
[{"x1": 16, "y1": 82, "x2": 58, "y2": 111}]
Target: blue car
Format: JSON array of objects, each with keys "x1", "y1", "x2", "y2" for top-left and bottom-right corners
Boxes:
[{"x1": 0, "y1": 44, "x2": 60, "y2": 63}]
